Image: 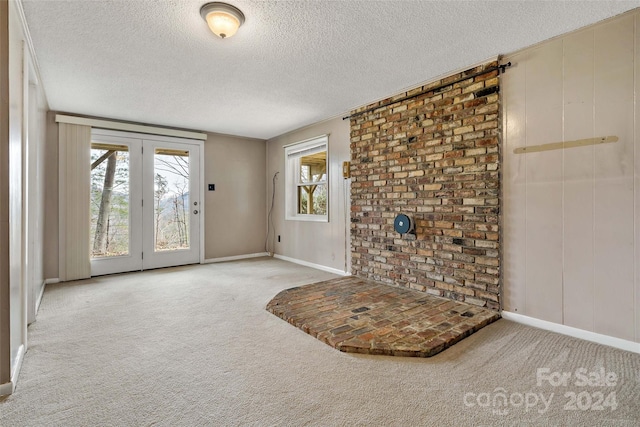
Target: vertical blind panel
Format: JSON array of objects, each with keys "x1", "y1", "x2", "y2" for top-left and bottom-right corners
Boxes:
[{"x1": 59, "y1": 123, "x2": 91, "y2": 281}]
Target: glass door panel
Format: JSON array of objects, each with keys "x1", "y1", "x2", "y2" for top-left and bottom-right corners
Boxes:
[
  {"x1": 153, "y1": 148, "x2": 190, "y2": 252},
  {"x1": 90, "y1": 143, "x2": 131, "y2": 257},
  {"x1": 90, "y1": 133, "x2": 143, "y2": 276}
]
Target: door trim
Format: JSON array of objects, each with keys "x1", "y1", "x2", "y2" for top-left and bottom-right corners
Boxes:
[
  {"x1": 199, "y1": 141, "x2": 205, "y2": 264},
  {"x1": 56, "y1": 114, "x2": 207, "y2": 140}
]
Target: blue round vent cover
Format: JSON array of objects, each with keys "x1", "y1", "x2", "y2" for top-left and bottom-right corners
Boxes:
[{"x1": 394, "y1": 214, "x2": 414, "y2": 234}]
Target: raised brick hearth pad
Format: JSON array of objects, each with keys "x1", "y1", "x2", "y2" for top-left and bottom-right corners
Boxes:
[{"x1": 266, "y1": 276, "x2": 500, "y2": 357}]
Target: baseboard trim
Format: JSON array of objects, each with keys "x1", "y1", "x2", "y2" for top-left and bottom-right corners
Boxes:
[
  {"x1": 44, "y1": 278, "x2": 60, "y2": 285},
  {"x1": 273, "y1": 254, "x2": 350, "y2": 276},
  {"x1": 1, "y1": 344, "x2": 26, "y2": 396},
  {"x1": 12, "y1": 344, "x2": 25, "y2": 392},
  {"x1": 35, "y1": 280, "x2": 48, "y2": 315},
  {"x1": 501, "y1": 311, "x2": 640, "y2": 354},
  {"x1": 0, "y1": 381, "x2": 12, "y2": 397},
  {"x1": 202, "y1": 253, "x2": 269, "y2": 264}
]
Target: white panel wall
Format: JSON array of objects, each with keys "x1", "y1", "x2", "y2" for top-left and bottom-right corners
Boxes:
[
  {"x1": 592, "y1": 17, "x2": 635, "y2": 341},
  {"x1": 503, "y1": 11, "x2": 639, "y2": 343},
  {"x1": 636, "y1": 11, "x2": 640, "y2": 349},
  {"x1": 562, "y1": 29, "x2": 595, "y2": 333},
  {"x1": 1, "y1": 0, "x2": 49, "y2": 394},
  {"x1": 7, "y1": 0, "x2": 24, "y2": 378},
  {"x1": 524, "y1": 40, "x2": 564, "y2": 324},
  {"x1": 25, "y1": 79, "x2": 47, "y2": 324}
]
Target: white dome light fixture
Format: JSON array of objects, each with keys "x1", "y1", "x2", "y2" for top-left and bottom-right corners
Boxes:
[{"x1": 200, "y1": 2, "x2": 245, "y2": 39}]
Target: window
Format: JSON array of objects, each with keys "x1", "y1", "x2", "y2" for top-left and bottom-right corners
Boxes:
[{"x1": 285, "y1": 135, "x2": 328, "y2": 221}]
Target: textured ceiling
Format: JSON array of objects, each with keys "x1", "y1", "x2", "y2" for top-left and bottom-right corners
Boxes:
[{"x1": 21, "y1": 0, "x2": 640, "y2": 140}]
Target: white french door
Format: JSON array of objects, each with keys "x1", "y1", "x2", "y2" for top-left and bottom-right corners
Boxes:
[
  {"x1": 90, "y1": 130, "x2": 201, "y2": 276},
  {"x1": 141, "y1": 139, "x2": 201, "y2": 270}
]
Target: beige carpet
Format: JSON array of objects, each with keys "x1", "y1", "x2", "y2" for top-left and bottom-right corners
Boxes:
[{"x1": 0, "y1": 257, "x2": 638, "y2": 426}]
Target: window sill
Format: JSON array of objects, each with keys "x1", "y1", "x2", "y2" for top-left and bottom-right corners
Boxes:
[{"x1": 285, "y1": 214, "x2": 329, "y2": 223}]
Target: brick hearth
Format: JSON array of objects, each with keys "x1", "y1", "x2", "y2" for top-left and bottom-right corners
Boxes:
[{"x1": 266, "y1": 276, "x2": 500, "y2": 357}]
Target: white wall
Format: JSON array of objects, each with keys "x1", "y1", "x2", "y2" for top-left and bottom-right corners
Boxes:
[
  {"x1": 43, "y1": 111, "x2": 58, "y2": 280},
  {"x1": 0, "y1": 0, "x2": 11, "y2": 389},
  {"x1": 503, "y1": 11, "x2": 640, "y2": 343},
  {"x1": 1, "y1": 0, "x2": 49, "y2": 395},
  {"x1": 25, "y1": 59, "x2": 47, "y2": 324},
  {"x1": 266, "y1": 117, "x2": 351, "y2": 274}
]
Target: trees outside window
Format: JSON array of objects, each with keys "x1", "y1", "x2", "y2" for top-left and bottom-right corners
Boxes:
[
  {"x1": 90, "y1": 144, "x2": 191, "y2": 258},
  {"x1": 285, "y1": 136, "x2": 329, "y2": 222}
]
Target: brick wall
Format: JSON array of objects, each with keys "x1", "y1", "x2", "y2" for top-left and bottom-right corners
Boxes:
[{"x1": 350, "y1": 61, "x2": 501, "y2": 310}]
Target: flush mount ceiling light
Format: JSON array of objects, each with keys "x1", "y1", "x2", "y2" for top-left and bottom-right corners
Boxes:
[{"x1": 200, "y1": 2, "x2": 245, "y2": 39}]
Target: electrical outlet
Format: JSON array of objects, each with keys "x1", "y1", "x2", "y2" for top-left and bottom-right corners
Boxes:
[
  {"x1": 208, "y1": 184, "x2": 215, "y2": 191},
  {"x1": 278, "y1": 235, "x2": 281, "y2": 242}
]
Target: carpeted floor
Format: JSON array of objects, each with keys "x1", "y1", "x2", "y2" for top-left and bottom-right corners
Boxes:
[{"x1": 1, "y1": 257, "x2": 638, "y2": 426}]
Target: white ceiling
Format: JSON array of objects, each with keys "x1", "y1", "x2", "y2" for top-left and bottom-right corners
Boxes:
[{"x1": 21, "y1": 0, "x2": 640, "y2": 140}]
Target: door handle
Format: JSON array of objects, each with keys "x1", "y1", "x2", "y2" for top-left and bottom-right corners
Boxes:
[{"x1": 193, "y1": 210, "x2": 199, "y2": 215}]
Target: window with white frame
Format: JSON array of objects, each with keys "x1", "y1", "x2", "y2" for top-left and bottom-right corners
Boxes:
[{"x1": 285, "y1": 135, "x2": 328, "y2": 221}]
